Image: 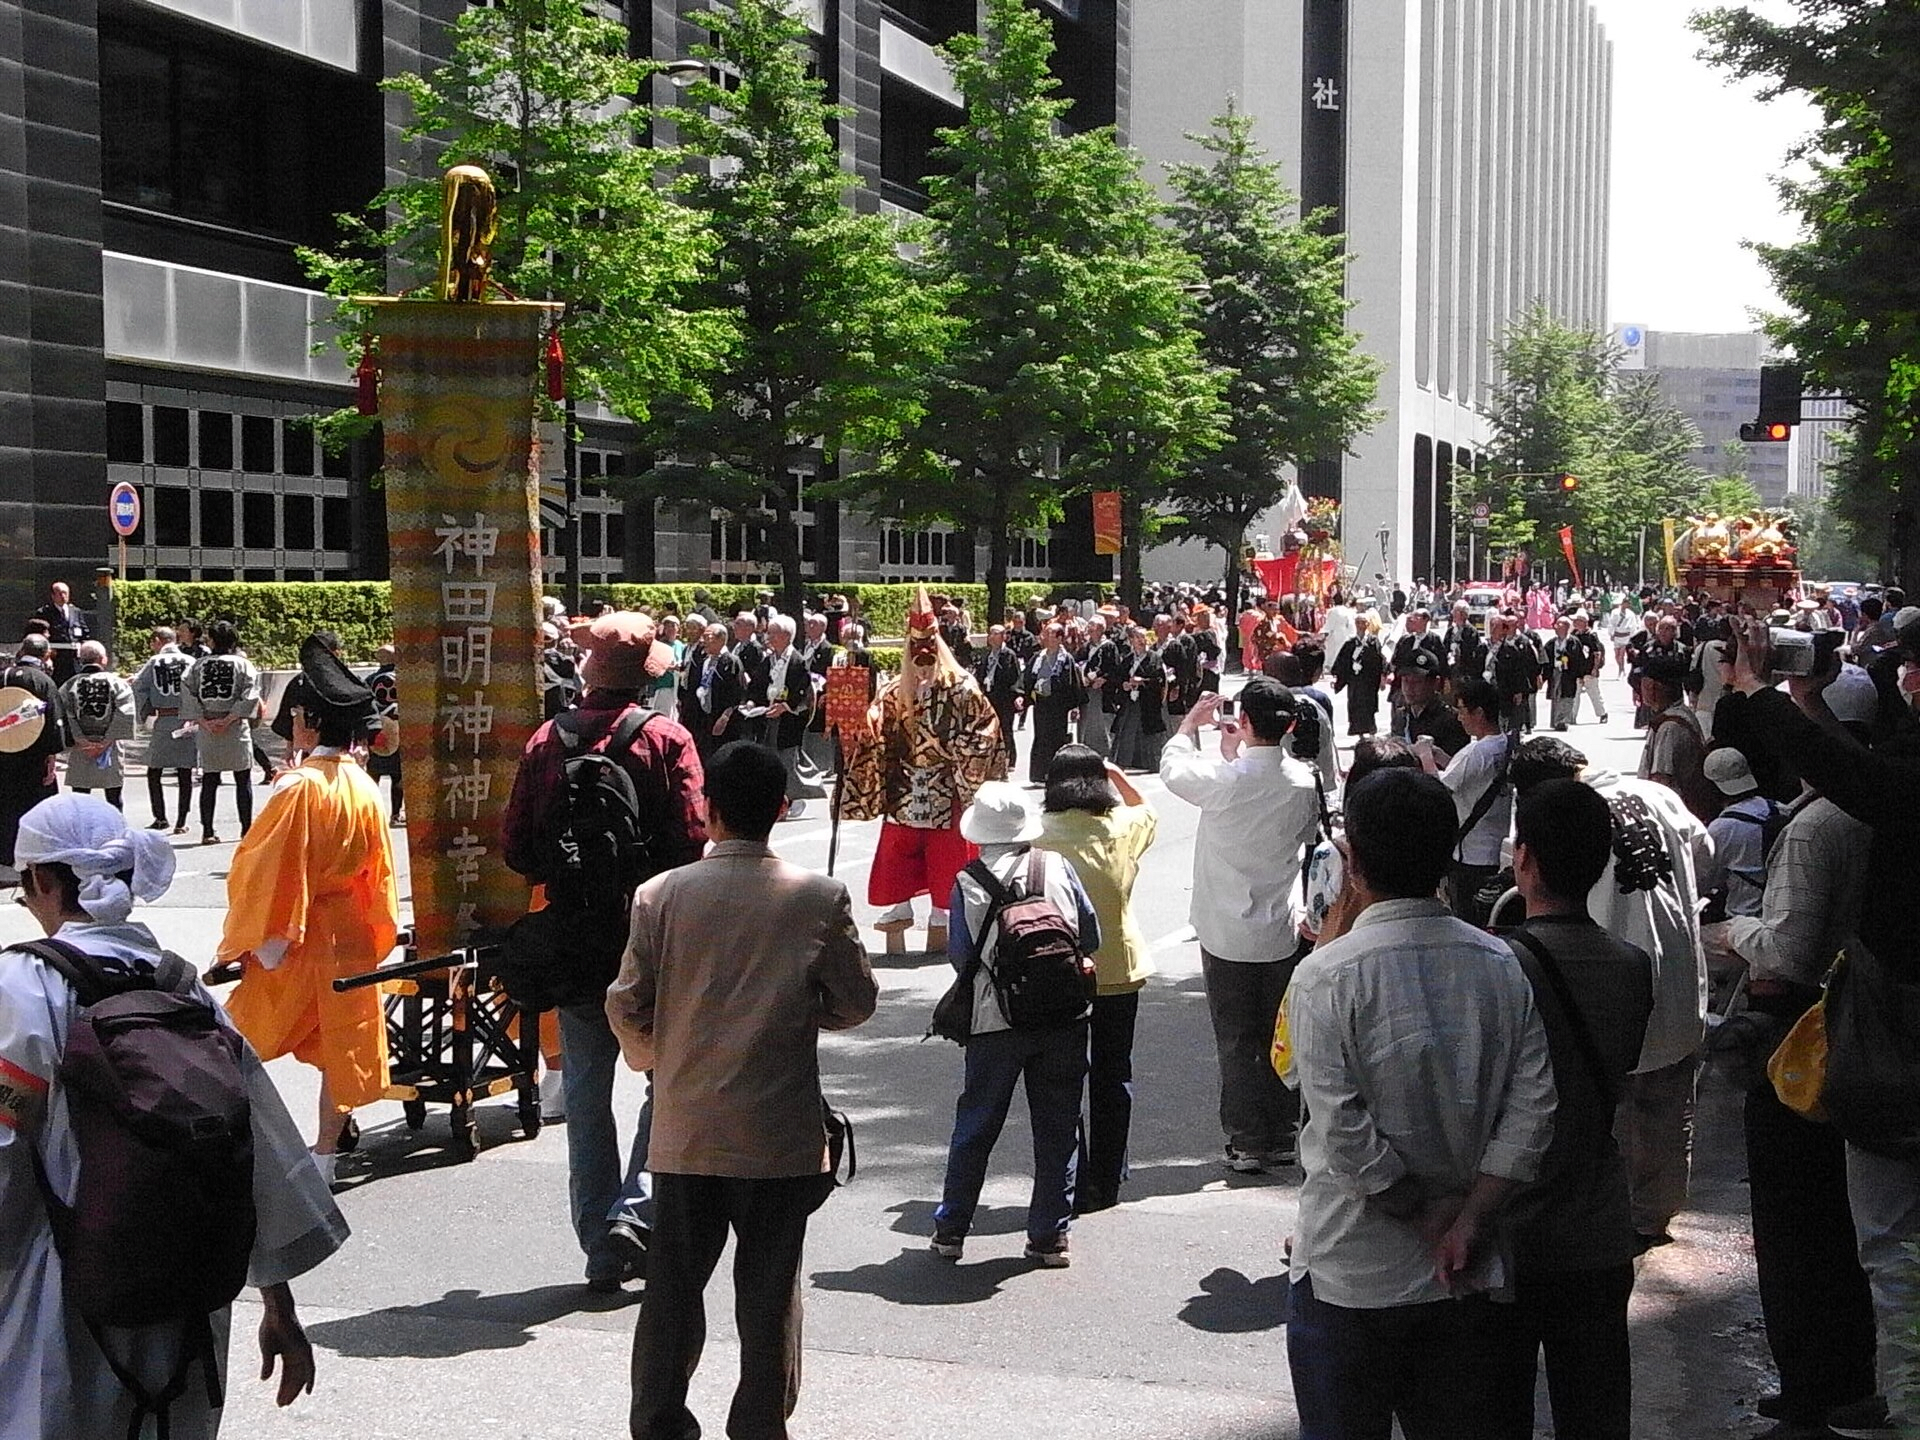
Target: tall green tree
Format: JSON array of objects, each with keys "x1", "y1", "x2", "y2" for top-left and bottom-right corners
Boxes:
[
  {"x1": 300, "y1": 0, "x2": 724, "y2": 434},
  {"x1": 1695, "y1": 1, "x2": 1920, "y2": 581},
  {"x1": 1162, "y1": 104, "x2": 1382, "y2": 623},
  {"x1": 840, "y1": 0, "x2": 1212, "y2": 624},
  {"x1": 1460, "y1": 308, "x2": 1709, "y2": 580},
  {"x1": 627, "y1": 0, "x2": 949, "y2": 620}
]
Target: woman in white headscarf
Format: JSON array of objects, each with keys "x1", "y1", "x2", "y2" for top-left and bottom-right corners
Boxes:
[{"x1": 0, "y1": 793, "x2": 347, "y2": 1439}]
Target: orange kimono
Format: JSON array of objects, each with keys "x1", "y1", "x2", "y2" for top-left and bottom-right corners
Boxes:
[{"x1": 218, "y1": 753, "x2": 399, "y2": 1109}]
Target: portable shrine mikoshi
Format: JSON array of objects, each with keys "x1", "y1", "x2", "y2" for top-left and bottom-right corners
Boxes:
[{"x1": 332, "y1": 935, "x2": 541, "y2": 1160}]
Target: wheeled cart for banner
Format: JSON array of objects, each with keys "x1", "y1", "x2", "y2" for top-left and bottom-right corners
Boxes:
[{"x1": 332, "y1": 935, "x2": 542, "y2": 1161}]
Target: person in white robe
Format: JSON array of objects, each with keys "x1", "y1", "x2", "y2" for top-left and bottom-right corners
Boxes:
[{"x1": 0, "y1": 793, "x2": 348, "y2": 1439}]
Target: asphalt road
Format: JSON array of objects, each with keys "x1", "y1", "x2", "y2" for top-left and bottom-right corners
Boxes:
[{"x1": 0, "y1": 666, "x2": 1778, "y2": 1438}]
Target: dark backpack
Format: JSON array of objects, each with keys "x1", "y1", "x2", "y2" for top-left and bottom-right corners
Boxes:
[
  {"x1": 969, "y1": 850, "x2": 1096, "y2": 1030},
  {"x1": 13, "y1": 936, "x2": 256, "y2": 1426},
  {"x1": 497, "y1": 707, "x2": 662, "y2": 1011}
]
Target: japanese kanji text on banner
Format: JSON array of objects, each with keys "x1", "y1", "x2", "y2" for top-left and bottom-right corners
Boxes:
[{"x1": 368, "y1": 299, "x2": 561, "y2": 958}]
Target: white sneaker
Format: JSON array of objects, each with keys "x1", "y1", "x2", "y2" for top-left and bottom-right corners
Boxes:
[
  {"x1": 876, "y1": 901, "x2": 915, "y2": 930},
  {"x1": 785, "y1": 798, "x2": 807, "y2": 820},
  {"x1": 311, "y1": 1151, "x2": 337, "y2": 1187},
  {"x1": 540, "y1": 1070, "x2": 567, "y2": 1123}
]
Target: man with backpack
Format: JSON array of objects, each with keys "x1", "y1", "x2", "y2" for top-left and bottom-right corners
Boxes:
[
  {"x1": 930, "y1": 781, "x2": 1101, "y2": 1267},
  {"x1": 502, "y1": 610, "x2": 707, "y2": 1293},
  {"x1": 0, "y1": 793, "x2": 346, "y2": 1437}
]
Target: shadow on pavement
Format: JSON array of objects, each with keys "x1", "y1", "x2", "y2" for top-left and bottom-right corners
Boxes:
[
  {"x1": 306, "y1": 1283, "x2": 637, "y2": 1359},
  {"x1": 811, "y1": 1247, "x2": 1038, "y2": 1305},
  {"x1": 1177, "y1": 1268, "x2": 1289, "y2": 1333},
  {"x1": 883, "y1": 1199, "x2": 1031, "y2": 1238},
  {"x1": 328, "y1": 1105, "x2": 537, "y2": 1192}
]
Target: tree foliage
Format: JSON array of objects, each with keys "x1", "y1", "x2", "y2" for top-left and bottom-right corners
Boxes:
[
  {"x1": 299, "y1": 0, "x2": 725, "y2": 439},
  {"x1": 1162, "y1": 104, "x2": 1381, "y2": 619},
  {"x1": 1694, "y1": 0, "x2": 1920, "y2": 580},
  {"x1": 624, "y1": 1, "x2": 949, "y2": 620},
  {"x1": 1460, "y1": 307, "x2": 1711, "y2": 580},
  {"x1": 839, "y1": 0, "x2": 1214, "y2": 624}
]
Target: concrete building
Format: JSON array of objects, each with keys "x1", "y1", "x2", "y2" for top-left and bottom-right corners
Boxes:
[
  {"x1": 0, "y1": 0, "x2": 1127, "y2": 632},
  {"x1": 1640, "y1": 330, "x2": 1792, "y2": 506},
  {"x1": 1795, "y1": 393, "x2": 1849, "y2": 502},
  {"x1": 1133, "y1": 0, "x2": 1613, "y2": 588}
]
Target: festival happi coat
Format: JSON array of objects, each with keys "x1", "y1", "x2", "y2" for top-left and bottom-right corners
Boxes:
[{"x1": 838, "y1": 588, "x2": 1004, "y2": 834}]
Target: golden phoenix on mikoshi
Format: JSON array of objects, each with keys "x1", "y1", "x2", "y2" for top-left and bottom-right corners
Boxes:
[{"x1": 439, "y1": 164, "x2": 499, "y2": 303}]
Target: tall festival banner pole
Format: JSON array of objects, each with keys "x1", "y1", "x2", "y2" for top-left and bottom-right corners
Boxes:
[{"x1": 360, "y1": 168, "x2": 561, "y2": 959}]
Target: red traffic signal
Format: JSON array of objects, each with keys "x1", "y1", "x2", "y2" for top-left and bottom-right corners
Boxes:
[
  {"x1": 1559, "y1": 473, "x2": 1579, "y2": 493},
  {"x1": 1739, "y1": 421, "x2": 1792, "y2": 443}
]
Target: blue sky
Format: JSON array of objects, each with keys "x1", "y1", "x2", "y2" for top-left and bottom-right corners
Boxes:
[{"x1": 1593, "y1": 0, "x2": 1816, "y2": 334}]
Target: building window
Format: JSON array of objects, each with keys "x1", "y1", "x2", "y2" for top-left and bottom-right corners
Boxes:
[
  {"x1": 242, "y1": 492, "x2": 276, "y2": 549},
  {"x1": 106, "y1": 402, "x2": 143, "y2": 464},
  {"x1": 199, "y1": 411, "x2": 233, "y2": 471},
  {"x1": 153, "y1": 407, "x2": 190, "y2": 468},
  {"x1": 99, "y1": 22, "x2": 380, "y2": 260}
]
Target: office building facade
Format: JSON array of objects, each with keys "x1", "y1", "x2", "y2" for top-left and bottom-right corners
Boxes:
[
  {"x1": 1133, "y1": 0, "x2": 1613, "y2": 587},
  {"x1": 0, "y1": 0, "x2": 1126, "y2": 633}
]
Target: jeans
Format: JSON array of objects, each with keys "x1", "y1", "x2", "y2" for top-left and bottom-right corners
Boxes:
[
  {"x1": 1746, "y1": 1083, "x2": 1877, "y2": 1422},
  {"x1": 1199, "y1": 949, "x2": 1300, "y2": 1154},
  {"x1": 1077, "y1": 991, "x2": 1139, "y2": 1211},
  {"x1": 1614, "y1": 1053, "x2": 1697, "y2": 1237},
  {"x1": 934, "y1": 1022, "x2": 1088, "y2": 1245},
  {"x1": 558, "y1": 1000, "x2": 654, "y2": 1251},
  {"x1": 1477, "y1": 1263, "x2": 1636, "y2": 1440},
  {"x1": 1286, "y1": 1273, "x2": 1495, "y2": 1440},
  {"x1": 630, "y1": 1171, "x2": 832, "y2": 1440},
  {"x1": 1848, "y1": 1144, "x2": 1920, "y2": 1421}
]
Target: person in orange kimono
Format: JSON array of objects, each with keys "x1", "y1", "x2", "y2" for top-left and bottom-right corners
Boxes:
[{"x1": 216, "y1": 637, "x2": 398, "y2": 1186}]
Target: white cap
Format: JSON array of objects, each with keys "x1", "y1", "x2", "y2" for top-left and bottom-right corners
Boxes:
[
  {"x1": 1704, "y1": 748, "x2": 1757, "y2": 796},
  {"x1": 1827, "y1": 663, "x2": 1880, "y2": 726},
  {"x1": 959, "y1": 781, "x2": 1043, "y2": 846}
]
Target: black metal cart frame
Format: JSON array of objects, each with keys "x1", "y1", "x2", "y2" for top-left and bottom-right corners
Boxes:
[{"x1": 332, "y1": 937, "x2": 544, "y2": 1160}]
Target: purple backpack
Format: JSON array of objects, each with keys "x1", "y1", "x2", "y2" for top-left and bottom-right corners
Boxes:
[{"x1": 15, "y1": 936, "x2": 256, "y2": 1426}]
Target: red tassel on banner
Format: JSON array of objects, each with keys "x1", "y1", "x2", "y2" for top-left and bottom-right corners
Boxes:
[
  {"x1": 355, "y1": 337, "x2": 380, "y2": 417},
  {"x1": 545, "y1": 327, "x2": 566, "y2": 402}
]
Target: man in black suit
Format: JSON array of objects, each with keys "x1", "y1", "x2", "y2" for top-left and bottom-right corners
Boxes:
[
  {"x1": 0, "y1": 634, "x2": 65, "y2": 877},
  {"x1": 1021, "y1": 622, "x2": 1086, "y2": 785},
  {"x1": 728, "y1": 611, "x2": 768, "y2": 734},
  {"x1": 681, "y1": 622, "x2": 747, "y2": 761},
  {"x1": 1156, "y1": 612, "x2": 1199, "y2": 720},
  {"x1": 745, "y1": 614, "x2": 822, "y2": 814},
  {"x1": 974, "y1": 624, "x2": 1022, "y2": 771},
  {"x1": 31, "y1": 581, "x2": 88, "y2": 683},
  {"x1": 1388, "y1": 608, "x2": 1446, "y2": 732},
  {"x1": 1440, "y1": 601, "x2": 1486, "y2": 694},
  {"x1": 1076, "y1": 614, "x2": 1121, "y2": 758}
]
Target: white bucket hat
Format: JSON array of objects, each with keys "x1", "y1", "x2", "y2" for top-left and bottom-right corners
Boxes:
[{"x1": 959, "y1": 781, "x2": 1043, "y2": 846}]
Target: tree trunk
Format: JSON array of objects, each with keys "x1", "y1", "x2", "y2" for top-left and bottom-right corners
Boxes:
[
  {"x1": 986, "y1": 477, "x2": 1011, "y2": 633},
  {"x1": 1119, "y1": 492, "x2": 1144, "y2": 615},
  {"x1": 764, "y1": 443, "x2": 806, "y2": 622}
]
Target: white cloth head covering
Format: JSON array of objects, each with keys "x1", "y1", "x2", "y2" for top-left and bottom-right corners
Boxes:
[{"x1": 14, "y1": 793, "x2": 176, "y2": 923}]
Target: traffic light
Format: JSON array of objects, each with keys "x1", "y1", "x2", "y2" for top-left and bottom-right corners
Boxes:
[
  {"x1": 1739, "y1": 421, "x2": 1792, "y2": 443},
  {"x1": 1758, "y1": 363, "x2": 1804, "y2": 426},
  {"x1": 1559, "y1": 473, "x2": 1579, "y2": 493}
]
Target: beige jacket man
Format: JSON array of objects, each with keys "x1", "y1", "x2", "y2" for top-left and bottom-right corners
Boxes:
[
  {"x1": 607, "y1": 832, "x2": 877, "y2": 1440},
  {"x1": 608, "y1": 838, "x2": 876, "y2": 1175}
]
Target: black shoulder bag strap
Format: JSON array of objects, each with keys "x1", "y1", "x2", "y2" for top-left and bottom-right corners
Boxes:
[
  {"x1": 1506, "y1": 926, "x2": 1619, "y2": 1109},
  {"x1": 1453, "y1": 731, "x2": 1514, "y2": 857}
]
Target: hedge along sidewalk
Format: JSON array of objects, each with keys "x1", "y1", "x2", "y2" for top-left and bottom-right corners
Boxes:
[{"x1": 112, "y1": 580, "x2": 1066, "y2": 669}]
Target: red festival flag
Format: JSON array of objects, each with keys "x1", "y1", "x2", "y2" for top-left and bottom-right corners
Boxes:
[
  {"x1": 1091, "y1": 491, "x2": 1122, "y2": 556},
  {"x1": 1558, "y1": 525, "x2": 1583, "y2": 590}
]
